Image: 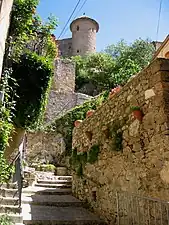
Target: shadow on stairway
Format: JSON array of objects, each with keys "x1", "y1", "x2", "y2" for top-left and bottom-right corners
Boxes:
[{"x1": 22, "y1": 175, "x2": 107, "y2": 225}]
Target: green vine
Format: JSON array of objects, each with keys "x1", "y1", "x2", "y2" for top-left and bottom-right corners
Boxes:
[
  {"x1": 87, "y1": 145, "x2": 100, "y2": 163},
  {"x1": 70, "y1": 145, "x2": 100, "y2": 177},
  {"x1": 109, "y1": 120, "x2": 123, "y2": 151},
  {"x1": 11, "y1": 52, "x2": 54, "y2": 129},
  {"x1": 0, "y1": 69, "x2": 16, "y2": 183},
  {"x1": 46, "y1": 91, "x2": 109, "y2": 155},
  {"x1": 0, "y1": 0, "x2": 58, "y2": 183}
]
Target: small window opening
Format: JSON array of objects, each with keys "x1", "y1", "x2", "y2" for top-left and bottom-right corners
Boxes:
[
  {"x1": 91, "y1": 191, "x2": 97, "y2": 201},
  {"x1": 68, "y1": 46, "x2": 71, "y2": 49},
  {"x1": 77, "y1": 49, "x2": 79, "y2": 53},
  {"x1": 77, "y1": 25, "x2": 79, "y2": 31}
]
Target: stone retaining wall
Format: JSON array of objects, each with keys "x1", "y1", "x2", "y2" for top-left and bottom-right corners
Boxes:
[{"x1": 72, "y1": 58, "x2": 169, "y2": 223}]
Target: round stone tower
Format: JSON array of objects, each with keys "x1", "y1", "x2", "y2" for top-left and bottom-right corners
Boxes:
[{"x1": 70, "y1": 15, "x2": 99, "y2": 56}]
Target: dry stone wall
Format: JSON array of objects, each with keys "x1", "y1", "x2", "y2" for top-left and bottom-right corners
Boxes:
[
  {"x1": 26, "y1": 131, "x2": 66, "y2": 166},
  {"x1": 72, "y1": 58, "x2": 169, "y2": 223},
  {"x1": 58, "y1": 38, "x2": 72, "y2": 57}
]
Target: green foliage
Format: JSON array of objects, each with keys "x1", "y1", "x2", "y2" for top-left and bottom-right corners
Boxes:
[
  {"x1": 105, "y1": 38, "x2": 155, "y2": 69},
  {"x1": 0, "y1": 69, "x2": 16, "y2": 183},
  {"x1": 9, "y1": 0, "x2": 39, "y2": 39},
  {"x1": 72, "y1": 39, "x2": 155, "y2": 95},
  {"x1": 77, "y1": 152, "x2": 87, "y2": 164},
  {"x1": 35, "y1": 164, "x2": 56, "y2": 172},
  {"x1": 0, "y1": 0, "x2": 57, "y2": 183},
  {"x1": 46, "y1": 91, "x2": 109, "y2": 154},
  {"x1": 87, "y1": 145, "x2": 100, "y2": 164},
  {"x1": 7, "y1": 0, "x2": 58, "y2": 61},
  {"x1": 130, "y1": 106, "x2": 141, "y2": 111},
  {"x1": 70, "y1": 145, "x2": 100, "y2": 177},
  {"x1": 0, "y1": 152, "x2": 14, "y2": 183},
  {"x1": 110, "y1": 121, "x2": 123, "y2": 151},
  {"x1": 0, "y1": 215, "x2": 13, "y2": 225},
  {"x1": 72, "y1": 53, "x2": 115, "y2": 92},
  {"x1": 11, "y1": 52, "x2": 54, "y2": 129},
  {"x1": 76, "y1": 163, "x2": 83, "y2": 177}
]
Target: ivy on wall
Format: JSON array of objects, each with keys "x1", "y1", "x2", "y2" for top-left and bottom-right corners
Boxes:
[
  {"x1": 0, "y1": 0, "x2": 58, "y2": 182},
  {"x1": 11, "y1": 52, "x2": 54, "y2": 129},
  {"x1": 46, "y1": 91, "x2": 109, "y2": 155},
  {"x1": 0, "y1": 69, "x2": 16, "y2": 183},
  {"x1": 69, "y1": 145, "x2": 100, "y2": 177}
]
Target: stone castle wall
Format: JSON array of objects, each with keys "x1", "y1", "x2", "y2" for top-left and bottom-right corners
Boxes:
[
  {"x1": 45, "y1": 59, "x2": 76, "y2": 123},
  {"x1": 45, "y1": 59, "x2": 91, "y2": 123},
  {"x1": 58, "y1": 38, "x2": 72, "y2": 57},
  {"x1": 0, "y1": 0, "x2": 14, "y2": 77},
  {"x1": 72, "y1": 58, "x2": 169, "y2": 223}
]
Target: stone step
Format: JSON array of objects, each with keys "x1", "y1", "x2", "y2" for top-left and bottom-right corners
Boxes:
[
  {"x1": 22, "y1": 194, "x2": 84, "y2": 207},
  {"x1": 37, "y1": 179, "x2": 72, "y2": 185},
  {"x1": 22, "y1": 205, "x2": 106, "y2": 225},
  {"x1": 22, "y1": 186, "x2": 72, "y2": 195},
  {"x1": 0, "y1": 205, "x2": 21, "y2": 214},
  {"x1": 57, "y1": 176, "x2": 72, "y2": 181},
  {"x1": 0, "y1": 196, "x2": 19, "y2": 205},
  {"x1": 1, "y1": 182, "x2": 18, "y2": 189},
  {"x1": 0, "y1": 188, "x2": 18, "y2": 198},
  {"x1": 0, "y1": 213, "x2": 23, "y2": 224},
  {"x1": 35, "y1": 183, "x2": 72, "y2": 188},
  {"x1": 15, "y1": 223, "x2": 25, "y2": 225},
  {"x1": 36, "y1": 175, "x2": 72, "y2": 181}
]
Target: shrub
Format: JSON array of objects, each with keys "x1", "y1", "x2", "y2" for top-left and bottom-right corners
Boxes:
[
  {"x1": 36, "y1": 164, "x2": 56, "y2": 172},
  {"x1": 0, "y1": 215, "x2": 13, "y2": 225},
  {"x1": 11, "y1": 52, "x2": 54, "y2": 129}
]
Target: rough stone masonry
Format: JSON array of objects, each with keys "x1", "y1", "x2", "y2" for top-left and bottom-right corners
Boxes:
[
  {"x1": 72, "y1": 58, "x2": 169, "y2": 223},
  {"x1": 26, "y1": 59, "x2": 92, "y2": 165}
]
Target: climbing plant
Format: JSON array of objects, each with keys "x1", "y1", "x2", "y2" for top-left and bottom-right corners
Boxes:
[
  {"x1": 0, "y1": 69, "x2": 16, "y2": 183},
  {"x1": 109, "y1": 120, "x2": 124, "y2": 151},
  {"x1": 11, "y1": 52, "x2": 54, "y2": 129},
  {"x1": 46, "y1": 91, "x2": 109, "y2": 155},
  {"x1": 69, "y1": 145, "x2": 100, "y2": 177},
  {"x1": 0, "y1": 0, "x2": 58, "y2": 182}
]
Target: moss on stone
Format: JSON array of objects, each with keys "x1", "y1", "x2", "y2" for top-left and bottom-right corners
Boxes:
[{"x1": 87, "y1": 145, "x2": 100, "y2": 164}]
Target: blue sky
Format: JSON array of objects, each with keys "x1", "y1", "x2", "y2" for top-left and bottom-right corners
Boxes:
[{"x1": 37, "y1": 0, "x2": 169, "y2": 51}]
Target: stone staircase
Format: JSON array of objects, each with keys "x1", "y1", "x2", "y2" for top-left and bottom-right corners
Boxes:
[
  {"x1": 22, "y1": 172, "x2": 106, "y2": 225},
  {"x1": 0, "y1": 183, "x2": 23, "y2": 224}
]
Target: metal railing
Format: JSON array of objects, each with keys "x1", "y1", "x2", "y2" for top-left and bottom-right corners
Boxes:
[
  {"x1": 12, "y1": 151, "x2": 23, "y2": 209},
  {"x1": 116, "y1": 191, "x2": 169, "y2": 225}
]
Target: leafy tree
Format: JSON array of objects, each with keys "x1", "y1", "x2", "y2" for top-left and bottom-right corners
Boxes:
[
  {"x1": 73, "y1": 53, "x2": 115, "y2": 92},
  {"x1": 105, "y1": 38, "x2": 155, "y2": 69},
  {"x1": 73, "y1": 38, "x2": 155, "y2": 95},
  {"x1": 5, "y1": 0, "x2": 58, "y2": 63}
]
